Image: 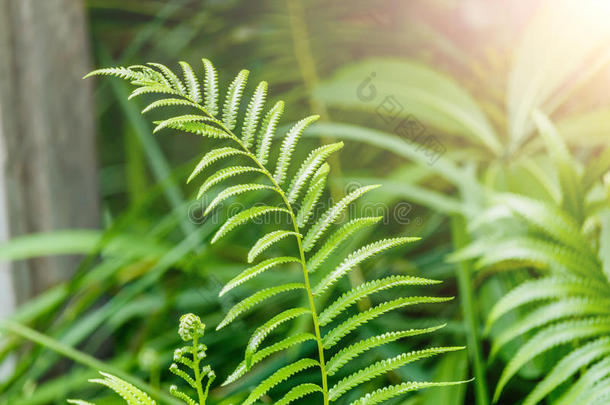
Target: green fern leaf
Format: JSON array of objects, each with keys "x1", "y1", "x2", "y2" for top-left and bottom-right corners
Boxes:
[
  {"x1": 201, "y1": 58, "x2": 219, "y2": 116},
  {"x1": 555, "y1": 357, "x2": 610, "y2": 405},
  {"x1": 90, "y1": 372, "x2": 156, "y2": 405},
  {"x1": 142, "y1": 98, "x2": 200, "y2": 114},
  {"x1": 211, "y1": 206, "x2": 290, "y2": 243},
  {"x1": 303, "y1": 184, "x2": 381, "y2": 251},
  {"x1": 219, "y1": 257, "x2": 300, "y2": 297},
  {"x1": 314, "y1": 238, "x2": 418, "y2": 295},
  {"x1": 160, "y1": 121, "x2": 229, "y2": 139},
  {"x1": 152, "y1": 114, "x2": 214, "y2": 133},
  {"x1": 523, "y1": 337, "x2": 610, "y2": 405},
  {"x1": 329, "y1": 347, "x2": 463, "y2": 401},
  {"x1": 246, "y1": 308, "x2": 311, "y2": 368},
  {"x1": 296, "y1": 163, "x2": 329, "y2": 228},
  {"x1": 494, "y1": 317, "x2": 610, "y2": 402},
  {"x1": 276, "y1": 383, "x2": 323, "y2": 405},
  {"x1": 286, "y1": 142, "x2": 344, "y2": 204},
  {"x1": 222, "y1": 69, "x2": 249, "y2": 130},
  {"x1": 242, "y1": 358, "x2": 319, "y2": 405},
  {"x1": 349, "y1": 380, "x2": 469, "y2": 405},
  {"x1": 148, "y1": 62, "x2": 186, "y2": 95},
  {"x1": 178, "y1": 61, "x2": 201, "y2": 103},
  {"x1": 128, "y1": 85, "x2": 179, "y2": 100},
  {"x1": 485, "y1": 276, "x2": 608, "y2": 333},
  {"x1": 319, "y1": 275, "x2": 440, "y2": 326},
  {"x1": 490, "y1": 298, "x2": 610, "y2": 358},
  {"x1": 204, "y1": 184, "x2": 275, "y2": 216},
  {"x1": 274, "y1": 115, "x2": 320, "y2": 185},
  {"x1": 307, "y1": 216, "x2": 382, "y2": 273},
  {"x1": 195, "y1": 166, "x2": 263, "y2": 197},
  {"x1": 217, "y1": 283, "x2": 304, "y2": 330},
  {"x1": 248, "y1": 230, "x2": 301, "y2": 263},
  {"x1": 326, "y1": 325, "x2": 446, "y2": 376},
  {"x1": 473, "y1": 236, "x2": 601, "y2": 279},
  {"x1": 323, "y1": 296, "x2": 452, "y2": 349},
  {"x1": 256, "y1": 101, "x2": 284, "y2": 165},
  {"x1": 187, "y1": 147, "x2": 249, "y2": 184},
  {"x1": 242, "y1": 81, "x2": 268, "y2": 148},
  {"x1": 222, "y1": 333, "x2": 316, "y2": 386},
  {"x1": 84, "y1": 66, "x2": 148, "y2": 81},
  {"x1": 498, "y1": 194, "x2": 592, "y2": 254}
]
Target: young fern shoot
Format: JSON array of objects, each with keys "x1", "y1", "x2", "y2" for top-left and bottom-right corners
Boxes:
[
  {"x1": 87, "y1": 59, "x2": 466, "y2": 404},
  {"x1": 69, "y1": 314, "x2": 214, "y2": 405}
]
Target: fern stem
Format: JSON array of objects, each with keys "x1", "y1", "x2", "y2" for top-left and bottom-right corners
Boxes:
[
  {"x1": 189, "y1": 100, "x2": 330, "y2": 403},
  {"x1": 451, "y1": 215, "x2": 489, "y2": 405},
  {"x1": 192, "y1": 335, "x2": 206, "y2": 405}
]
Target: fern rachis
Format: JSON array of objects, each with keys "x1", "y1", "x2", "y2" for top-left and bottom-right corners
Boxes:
[{"x1": 86, "y1": 59, "x2": 465, "y2": 404}]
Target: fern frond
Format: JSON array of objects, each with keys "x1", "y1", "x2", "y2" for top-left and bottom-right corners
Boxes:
[
  {"x1": 201, "y1": 58, "x2": 219, "y2": 116},
  {"x1": 179, "y1": 61, "x2": 202, "y2": 103},
  {"x1": 246, "y1": 308, "x2": 311, "y2": 367},
  {"x1": 219, "y1": 257, "x2": 300, "y2": 297},
  {"x1": 187, "y1": 147, "x2": 249, "y2": 184},
  {"x1": 498, "y1": 194, "x2": 592, "y2": 254},
  {"x1": 84, "y1": 67, "x2": 148, "y2": 81},
  {"x1": 242, "y1": 358, "x2": 319, "y2": 405},
  {"x1": 319, "y1": 275, "x2": 440, "y2": 326},
  {"x1": 242, "y1": 81, "x2": 268, "y2": 147},
  {"x1": 523, "y1": 337, "x2": 610, "y2": 405},
  {"x1": 89, "y1": 57, "x2": 463, "y2": 404},
  {"x1": 494, "y1": 317, "x2": 610, "y2": 401},
  {"x1": 204, "y1": 184, "x2": 275, "y2": 215},
  {"x1": 274, "y1": 115, "x2": 320, "y2": 185},
  {"x1": 296, "y1": 163, "x2": 329, "y2": 228},
  {"x1": 211, "y1": 206, "x2": 290, "y2": 243},
  {"x1": 286, "y1": 142, "x2": 344, "y2": 203},
  {"x1": 303, "y1": 184, "x2": 380, "y2": 251},
  {"x1": 217, "y1": 283, "x2": 304, "y2": 330},
  {"x1": 276, "y1": 383, "x2": 323, "y2": 405},
  {"x1": 307, "y1": 216, "x2": 382, "y2": 273},
  {"x1": 314, "y1": 237, "x2": 419, "y2": 295},
  {"x1": 326, "y1": 325, "x2": 446, "y2": 376},
  {"x1": 322, "y1": 296, "x2": 452, "y2": 349},
  {"x1": 256, "y1": 101, "x2": 284, "y2": 165},
  {"x1": 555, "y1": 357, "x2": 610, "y2": 405},
  {"x1": 90, "y1": 372, "x2": 156, "y2": 405},
  {"x1": 222, "y1": 333, "x2": 316, "y2": 386},
  {"x1": 222, "y1": 69, "x2": 249, "y2": 130},
  {"x1": 196, "y1": 166, "x2": 263, "y2": 197},
  {"x1": 248, "y1": 230, "x2": 301, "y2": 263},
  {"x1": 328, "y1": 347, "x2": 463, "y2": 402},
  {"x1": 472, "y1": 236, "x2": 601, "y2": 279},
  {"x1": 349, "y1": 380, "x2": 469, "y2": 405},
  {"x1": 485, "y1": 275, "x2": 609, "y2": 332},
  {"x1": 490, "y1": 298, "x2": 610, "y2": 358}
]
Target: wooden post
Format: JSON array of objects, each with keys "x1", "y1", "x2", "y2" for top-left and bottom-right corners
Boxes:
[{"x1": 0, "y1": 0, "x2": 99, "y2": 306}]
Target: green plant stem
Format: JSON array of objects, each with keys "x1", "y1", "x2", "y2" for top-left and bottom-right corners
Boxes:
[
  {"x1": 450, "y1": 215, "x2": 489, "y2": 405},
  {"x1": 192, "y1": 335, "x2": 206, "y2": 404},
  {"x1": 188, "y1": 100, "x2": 330, "y2": 404},
  {"x1": 0, "y1": 318, "x2": 182, "y2": 405}
]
